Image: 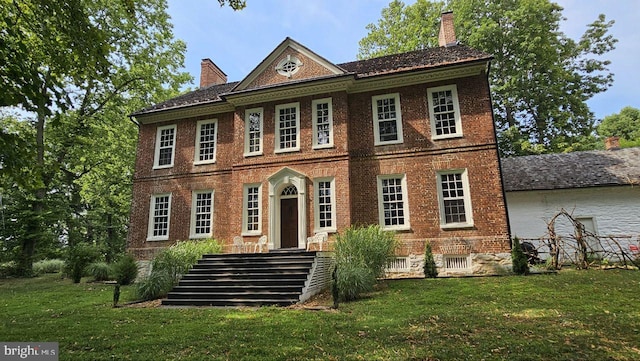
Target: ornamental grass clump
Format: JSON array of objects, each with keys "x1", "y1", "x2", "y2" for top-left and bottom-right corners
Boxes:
[
  {"x1": 32, "y1": 259, "x2": 65, "y2": 275},
  {"x1": 136, "y1": 239, "x2": 222, "y2": 301},
  {"x1": 86, "y1": 261, "x2": 112, "y2": 282},
  {"x1": 334, "y1": 225, "x2": 397, "y2": 301}
]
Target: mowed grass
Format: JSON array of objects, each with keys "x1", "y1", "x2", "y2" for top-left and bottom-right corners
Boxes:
[{"x1": 1, "y1": 270, "x2": 639, "y2": 360}]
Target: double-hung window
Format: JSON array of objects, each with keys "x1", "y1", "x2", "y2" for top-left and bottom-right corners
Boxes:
[
  {"x1": 372, "y1": 93, "x2": 403, "y2": 145},
  {"x1": 244, "y1": 108, "x2": 263, "y2": 156},
  {"x1": 437, "y1": 170, "x2": 473, "y2": 228},
  {"x1": 275, "y1": 102, "x2": 300, "y2": 152},
  {"x1": 312, "y1": 98, "x2": 333, "y2": 149},
  {"x1": 148, "y1": 193, "x2": 171, "y2": 241},
  {"x1": 154, "y1": 125, "x2": 176, "y2": 169},
  {"x1": 314, "y1": 177, "x2": 336, "y2": 232},
  {"x1": 190, "y1": 190, "x2": 214, "y2": 238},
  {"x1": 242, "y1": 184, "x2": 262, "y2": 235},
  {"x1": 195, "y1": 120, "x2": 217, "y2": 164},
  {"x1": 427, "y1": 85, "x2": 462, "y2": 139},
  {"x1": 377, "y1": 174, "x2": 410, "y2": 230}
]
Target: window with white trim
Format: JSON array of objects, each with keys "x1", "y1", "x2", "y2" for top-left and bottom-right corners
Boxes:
[
  {"x1": 437, "y1": 170, "x2": 473, "y2": 228},
  {"x1": 194, "y1": 120, "x2": 217, "y2": 164},
  {"x1": 242, "y1": 184, "x2": 262, "y2": 235},
  {"x1": 153, "y1": 125, "x2": 176, "y2": 169},
  {"x1": 275, "y1": 102, "x2": 300, "y2": 152},
  {"x1": 244, "y1": 108, "x2": 263, "y2": 156},
  {"x1": 377, "y1": 174, "x2": 410, "y2": 230},
  {"x1": 148, "y1": 193, "x2": 171, "y2": 241},
  {"x1": 190, "y1": 190, "x2": 214, "y2": 238},
  {"x1": 314, "y1": 177, "x2": 336, "y2": 232},
  {"x1": 372, "y1": 93, "x2": 403, "y2": 145},
  {"x1": 428, "y1": 85, "x2": 462, "y2": 139},
  {"x1": 312, "y1": 98, "x2": 333, "y2": 149}
]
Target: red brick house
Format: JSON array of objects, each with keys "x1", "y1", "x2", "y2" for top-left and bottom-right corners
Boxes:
[{"x1": 128, "y1": 13, "x2": 511, "y2": 276}]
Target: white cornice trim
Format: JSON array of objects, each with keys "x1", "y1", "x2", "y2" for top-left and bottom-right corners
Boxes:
[
  {"x1": 136, "y1": 102, "x2": 235, "y2": 124},
  {"x1": 348, "y1": 63, "x2": 487, "y2": 94},
  {"x1": 225, "y1": 77, "x2": 354, "y2": 106}
]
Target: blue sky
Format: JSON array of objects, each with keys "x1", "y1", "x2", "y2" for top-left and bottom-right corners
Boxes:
[{"x1": 166, "y1": 0, "x2": 639, "y2": 121}]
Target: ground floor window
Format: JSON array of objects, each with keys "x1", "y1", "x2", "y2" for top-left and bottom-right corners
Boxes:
[
  {"x1": 377, "y1": 174, "x2": 410, "y2": 230},
  {"x1": 314, "y1": 177, "x2": 336, "y2": 232},
  {"x1": 243, "y1": 184, "x2": 262, "y2": 235},
  {"x1": 437, "y1": 169, "x2": 473, "y2": 228},
  {"x1": 148, "y1": 193, "x2": 171, "y2": 241},
  {"x1": 191, "y1": 190, "x2": 214, "y2": 238}
]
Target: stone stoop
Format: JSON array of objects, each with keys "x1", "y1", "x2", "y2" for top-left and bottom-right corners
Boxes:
[{"x1": 161, "y1": 250, "x2": 318, "y2": 307}]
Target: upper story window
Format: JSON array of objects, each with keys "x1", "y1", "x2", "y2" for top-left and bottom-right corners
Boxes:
[
  {"x1": 372, "y1": 93, "x2": 403, "y2": 145},
  {"x1": 312, "y1": 98, "x2": 334, "y2": 149},
  {"x1": 275, "y1": 55, "x2": 302, "y2": 78},
  {"x1": 195, "y1": 119, "x2": 217, "y2": 164},
  {"x1": 314, "y1": 177, "x2": 336, "y2": 232},
  {"x1": 275, "y1": 102, "x2": 300, "y2": 153},
  {"x1": 190, "y1": 190, "x2": 214, "y2": 238},
  {"x1": 153, "y1": 125, "x2": 176, "y2": 169},
  {"x1": 377, "y1": 174, "x2": 410, "y2": 231},
  {"x1": 242, "y1": 183, "x2": 262, "y2": 235},
  {"x1": 244, "y1": 108, "x2": 263, "y2": 157},
  {"x1": 437, "y1": 169, "x2": 473, "y2": 228},
  {"x1": 428, "y1": 85, "x2": 462, "y2": 139},
  {"x1": 148, "y1": 193, "x2": 171, "y2": 241}
]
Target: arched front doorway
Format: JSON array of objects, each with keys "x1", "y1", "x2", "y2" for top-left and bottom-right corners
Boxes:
[{"x1": 268, "y1": 167, "x2": 307, "y2": 249}]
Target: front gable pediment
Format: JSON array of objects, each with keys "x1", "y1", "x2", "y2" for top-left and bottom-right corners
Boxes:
[{"x1": 233, "y1": 37, "x2": 346, "y2": 92}]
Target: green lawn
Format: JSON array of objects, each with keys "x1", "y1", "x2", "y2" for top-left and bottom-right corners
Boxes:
[{"x1": 1, "y1": 270, "x2": 639, "y2": 360}]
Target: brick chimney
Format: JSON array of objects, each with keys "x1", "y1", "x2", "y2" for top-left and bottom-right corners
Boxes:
[
  {"x1": 438, "y1": 11, "x2": 457, "y2": 47},
  {"x1": 605, "y1": 136, "x2": 620, "y2": 151},
  {"x1": 200, "y1": 58, "x2": 227, "y2": 88}
]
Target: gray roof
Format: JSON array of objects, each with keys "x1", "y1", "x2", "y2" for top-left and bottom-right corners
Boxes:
[
  {"x1": 501, "y1": 147, "x2": 640, "y2": 192},
  {"x1": 132, "y1": 44, "x2": 490, "y2": 116}
]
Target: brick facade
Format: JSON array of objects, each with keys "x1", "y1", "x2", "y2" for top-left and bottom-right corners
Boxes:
[{"x1": 128, "y1": 37, "x2": 511, "y2": 276}]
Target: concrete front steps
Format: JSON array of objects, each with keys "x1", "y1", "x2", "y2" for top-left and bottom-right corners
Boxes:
[{"x1": 162, "y1": 250, "x2": 331, "y2": 307}]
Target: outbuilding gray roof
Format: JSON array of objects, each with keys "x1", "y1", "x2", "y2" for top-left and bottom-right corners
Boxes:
[
  {"x1": 132, "y1": 44, "x2": 490, "y2": 116},
  {"x1": 501, "y1": 147, "x2": 640, "y2": 192}
]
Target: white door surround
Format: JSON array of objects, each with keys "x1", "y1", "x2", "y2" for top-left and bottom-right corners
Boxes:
[{"x1": 268, "y1": 167, "x2": 307, "y2": 249}]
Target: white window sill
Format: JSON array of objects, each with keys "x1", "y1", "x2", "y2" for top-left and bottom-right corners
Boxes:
[
  {"x1": 189, "y1": 233, "x2": 212, "y2": 239},
  {"x1": 275, "y1": 148, "x2": 300, "y2": 154},
  {"x1": 241, "y1": 231, "x2": 261, "y2": 237},
  {"x1": 432, "y1": 133, "x2": 463, "y2": 141},
  {"x1": 374, "y1": 139, "x2": 404, "y2": 146},
  {"x1": 312, "y1": 144, "x2": 334, "y2": 150},
  {"x1": 153, "y1": 164, "x2": 174, "y2": 170},
  {"x1": 244, "y1": 152, "x2": 263, "y2": 158},
  {"x1": 146, "y1": 236, "x2": 169, "y2": 242},
  {"x1": 441, "y1": 222, "x2": 474, "y2": 230},
  {"x1": 381, "y1": 224, "x2": 411, "y2": 232},
  {"x1": 313, "y1": 227, "x2": 337, "y2": 234},
  {"x1": 194, "y1": 159, "x2": 216, "y2": 166}
]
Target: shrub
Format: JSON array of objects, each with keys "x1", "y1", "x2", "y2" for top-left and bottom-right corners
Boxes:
[
  {"x1": 112, "y1": 254, "x2": 139, "y2": 286},
  {"x1": 424, "y1": 242, "x2": 438, "y2": 278},
  {"x1": 86, "y1": 262, "x2": 112, "y2": 282},
  {"x1": 64, "y1": 243, "x2": 101, "y2": 283},
  {"x1": 136, "y1": 269, "x2": 174, "y2": 301},
  {"x1": 135, "y1": 239, "x2": 222, "y2": 300},
  {"x1": 334, "y1": 225, "x2": 397, "y2": 301},
  {"x1": 512, "y1": 237, "x2": 530, "y2": 275},
  {"x1": 0, "y1": 261, "x2": 17, "y2": 278},
  {"x1": 33, "y1": 259, "x2": 65, "y2": 275}
]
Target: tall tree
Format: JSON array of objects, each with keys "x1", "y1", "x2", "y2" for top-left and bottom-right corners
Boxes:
[
  {"x1": 359, "y1": 0, "x2": 617, "y2": 156},
  {"x1": 0, "y1": 0, "x2": 190, "y2": 275}
]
